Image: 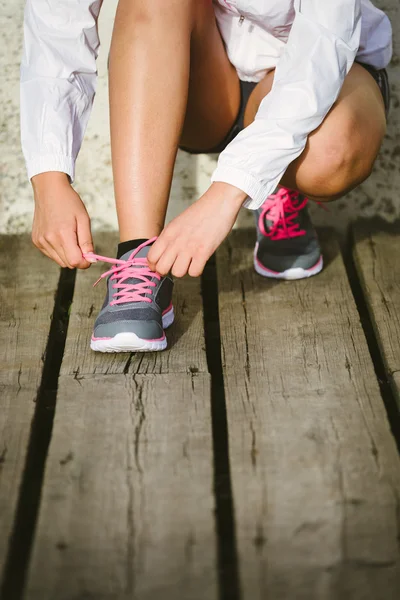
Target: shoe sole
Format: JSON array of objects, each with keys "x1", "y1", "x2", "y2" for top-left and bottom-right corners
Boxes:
[
  {"x1": 90, "y1": 306, "x2": 175, "y2": 353},
  {"x1": 254, "y1": 243, "x2": 323, "y2": 280}
]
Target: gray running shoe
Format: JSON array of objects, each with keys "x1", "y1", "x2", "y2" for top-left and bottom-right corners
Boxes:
[
  {"x1": 254, "y1": 187, "x2": 323, "y2": 280},
  {"x1": 87, "y1": 239, "x2": 174, "y2": 352}
]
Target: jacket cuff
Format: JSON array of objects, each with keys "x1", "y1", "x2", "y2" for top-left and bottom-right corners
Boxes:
[
  {"x1": 26, "y1": 154, "x2": 75, "y2": 183},
  {"x1": 211, "y1": 165, "x2": 280, "y2": 210}
]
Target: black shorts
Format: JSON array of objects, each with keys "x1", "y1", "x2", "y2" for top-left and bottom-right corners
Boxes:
[{"x1": 180, "y1": 62, "x2": 391, "y2": 155}]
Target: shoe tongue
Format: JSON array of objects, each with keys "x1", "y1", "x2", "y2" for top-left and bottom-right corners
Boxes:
[
  {"x1": 260, "y1": 193, "x2": 309, "y2": 240},
  {"x1": 113, "y1": 246, "x2": 154, "y2": 303},
  {"x1": 120, "y1": 245, "x2": 151, "y2": 261},
  {"x1": 119, "y1": 244, "x2": 154, "y2": 285}
]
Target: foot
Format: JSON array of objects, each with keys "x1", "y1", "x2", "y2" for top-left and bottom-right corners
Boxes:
[
  {"x1": 254, "y1": 187, "x2": 323, "y2": 280},
  {"x1": 85, "y1": 239, "x2": 174, "y2": 353}
]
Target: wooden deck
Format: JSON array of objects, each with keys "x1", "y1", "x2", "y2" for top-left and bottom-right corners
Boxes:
[{"x1": 1, "y1": 225, "x2": 400, "y2": 600}]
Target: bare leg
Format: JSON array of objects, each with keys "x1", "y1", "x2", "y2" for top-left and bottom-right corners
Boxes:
[
  {"x1": 243, "y1": 63, "x2": 387, "y2": 200},
  {"x1": 109, "y1": 0, "x2": 239, "y2": 242}
]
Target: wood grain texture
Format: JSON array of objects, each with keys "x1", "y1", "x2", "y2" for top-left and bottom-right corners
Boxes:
[
  {"x1": 61, "y1": 232, "x2": 207, "y2": 376},
  {"x1": 25, "y1": 235, "x2": 216, "y2": 599},
  {"x1": 0, "y1": 235, "x2": 60, "y2": 581},
  {"x1": 353, "y1": 222, "x2": 400, "y2": 406},
  {"x1": 24, "y1": 373, "x2": 217, "y2": 600},
  {"x1": 217, "y1": 229, "x2": 400, "y2": 600}
]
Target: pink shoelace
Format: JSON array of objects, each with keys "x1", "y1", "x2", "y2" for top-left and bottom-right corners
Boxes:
[
  {"x1": 84, "y1": 238, "x2": 159, "y2": 306},
  {"x1": 258, "y1": 187, "x2": 308, "y2": 241}
]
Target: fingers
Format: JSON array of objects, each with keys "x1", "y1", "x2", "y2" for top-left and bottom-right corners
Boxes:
[
  {"x1": 160, "y1": 249, "x2": 206, "y2": 278},
  {"x1": 61, "y1": 234, "x2": 92, "y2": 269},
  {"x1": 147, "y1": 235, "x2": 167, "y2": 271},
  {"x1": 34, "y1": 237, "x2": 67, "y2": 268},
  {"x1": 32, "y1": 226, "x2": 91, "y2": 270},
  {"x1": 147, "y1": 234, "x2": 177, "y2": 276},
  {"x1": 77, "y1": 217, "x2": 95, "y2": 268},
  {"x1": 171, "y1": 253, "x2": 192, "y2": 278},
  {"x1": 31, "y1": 186, "x2": 96, "y2": 269},
  {"x1": 154, "y1": 247, "x2": 179, "y2": 277},
  {"x1": 147, "y1": 224, "x2": 208, "y2": 278},
  {"x1": 148, "y1": 238, "x2": 206, "y2": 278},
  {"x1": 188, "y1": 255, "x2": 206, "y2": 278}
]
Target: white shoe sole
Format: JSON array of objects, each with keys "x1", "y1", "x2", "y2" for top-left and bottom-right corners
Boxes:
[
  {"x1": 90, "y1": 306, "x2": 175, "y2": 353},
  {"x1": 254, "y1": 244, "x2": 323, "y2": 280}
]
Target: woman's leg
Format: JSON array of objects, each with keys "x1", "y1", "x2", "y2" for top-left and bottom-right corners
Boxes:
[
  {"x1": 244, "y1": 63, "x2": 387, "y2": 200},
  {"x1": 109, "y1": 0, "x2": 240, "y2": 242}
]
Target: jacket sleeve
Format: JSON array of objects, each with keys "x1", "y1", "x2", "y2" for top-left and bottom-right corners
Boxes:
[
  {"x1": 20, "y1": 0, "x2": 103, "y2": 181},
  {"x1": 211, "y1": 0, "x2": 362, "y2": 209}
]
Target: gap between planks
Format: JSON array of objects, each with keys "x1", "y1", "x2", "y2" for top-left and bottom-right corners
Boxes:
[
  {"x1": 351, "y1": 220, "x2": 400, "y2": 414},
  {"x1": 0, "y1": 235, "x2": 69, "y2": 598}
]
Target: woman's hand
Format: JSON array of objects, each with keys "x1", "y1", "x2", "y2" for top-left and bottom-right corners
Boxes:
[
  {"x1": 31, "y1": 172, "x2": 95, "y2": 269},
  {"x1": 147, "y1": 182, "x2": 247, "y2": 277}
]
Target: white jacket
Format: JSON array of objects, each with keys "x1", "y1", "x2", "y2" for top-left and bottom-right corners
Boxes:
[{"x1": 20, "y1": 0, "x2": 392, "y2": 210}]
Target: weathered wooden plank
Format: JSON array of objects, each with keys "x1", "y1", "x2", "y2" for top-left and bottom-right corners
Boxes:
[
  {"x1": 353, "y1": 222, "x2": 400, "y2": 406},
  {"x1": 26, "y1": 236, "x2": 216, "y2": 599},
  {"x1": 61, "y1": 232, "x2": 207, "y2": 376},
  {"x1": 0, "y1": 235, "x2": 60, "y2": 582},
  {"x1": 24, "y1": 373, "x2": 217, "y2": 600},
  {"x1": 217, "y1": 229, "x2": 400, "y2": 600}
]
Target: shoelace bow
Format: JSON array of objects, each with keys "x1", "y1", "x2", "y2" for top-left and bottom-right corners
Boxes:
[
  {"x1": 258, "y1": 188, "x2": 309, "y2": 241},
  {"x1": 84, "y1": 237, "x2": 159, "y2": 306}
]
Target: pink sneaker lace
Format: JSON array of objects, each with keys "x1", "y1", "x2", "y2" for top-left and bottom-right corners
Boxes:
[
  {"x1": 258, "y1": 187, "x2": 308, "y2": 241},
  {"x1": 83, "y1": 238, "x2": 160, "y2": 306}
]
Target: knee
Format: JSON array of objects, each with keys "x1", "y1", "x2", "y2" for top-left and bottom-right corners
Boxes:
[
  {"x1": 308, "y1": 142, "x2": 372, "y2": 199},
  {"x1": 303, "y1": 117, "x2": 383, "y2": 199}
]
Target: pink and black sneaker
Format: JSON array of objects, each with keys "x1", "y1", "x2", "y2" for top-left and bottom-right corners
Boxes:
[
  {"x1": 254, "y1": 187, "x2": 323, "y2": 280},
  {"x1": 85, "y1": 239, "x2": 174, "y2": 353}
]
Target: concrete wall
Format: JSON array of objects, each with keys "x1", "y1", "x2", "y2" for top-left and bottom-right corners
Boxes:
[{"x1": 1, "y1": 0, "x2": 399, "y2": 235}]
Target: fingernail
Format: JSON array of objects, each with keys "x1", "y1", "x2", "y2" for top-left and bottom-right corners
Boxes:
[{"x1": 83, "y1": 252, "x2": 97, "y2": 263}]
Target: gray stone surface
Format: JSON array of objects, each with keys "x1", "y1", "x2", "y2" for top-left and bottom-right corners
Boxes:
[{"x1": 0, "y1": 1, "x2": 398, "y2": 235}]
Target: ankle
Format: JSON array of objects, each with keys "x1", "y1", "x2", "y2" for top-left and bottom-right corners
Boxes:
[
  {"x1": 119, "y1": 226, "x2": 162, "y2": 244},
  {"x1": 119, "y1": 232, "x2": 159, "y2": 243}
]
